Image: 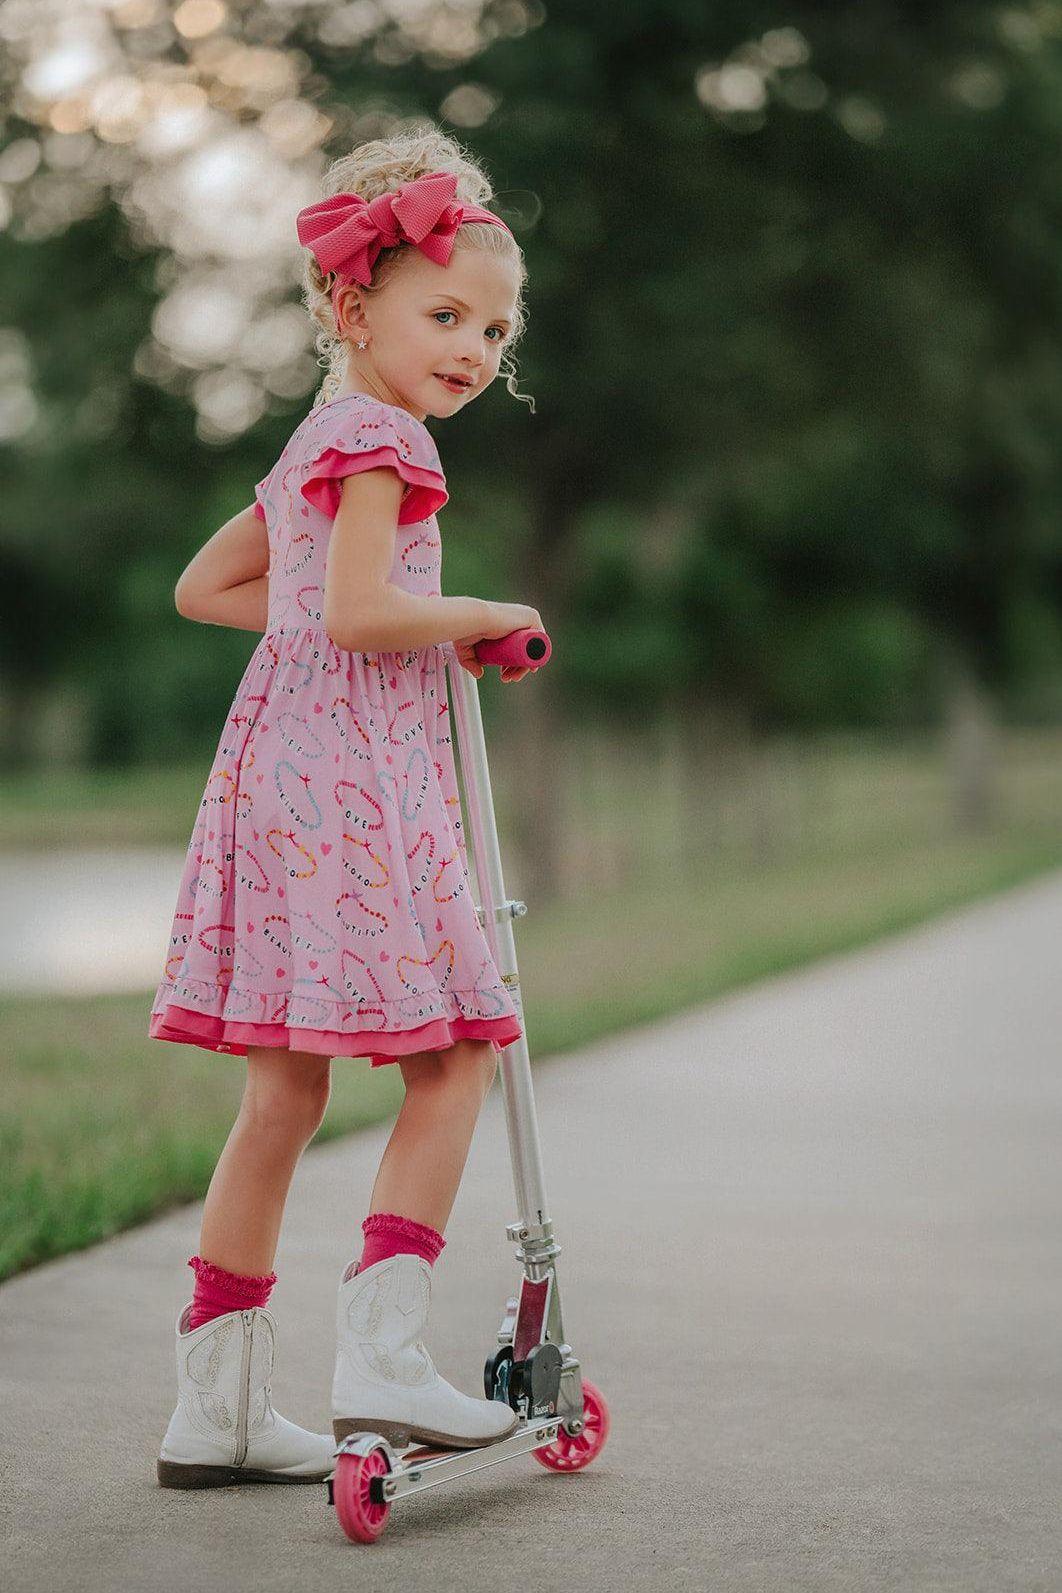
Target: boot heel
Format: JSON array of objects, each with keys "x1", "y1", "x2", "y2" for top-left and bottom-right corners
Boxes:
[
  {"x1": 334, "y1": 1416, "x2": 410, "y2": 1448},
  {"x1": 157, "y1": 1458, "x2": 239, "y2": 1489}
]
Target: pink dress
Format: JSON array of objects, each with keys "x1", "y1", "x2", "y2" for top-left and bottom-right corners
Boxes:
[{"x1": 148, "y1": 391, "x2": 523, "y2": 1067}]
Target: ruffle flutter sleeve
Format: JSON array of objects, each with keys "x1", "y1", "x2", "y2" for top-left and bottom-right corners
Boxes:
[
  {"x1": 251, "y1": 471, "x2": 270, "y2": 521},
  {"x1": 300, "y1": 404, "x2": 448, "y2": 526}
]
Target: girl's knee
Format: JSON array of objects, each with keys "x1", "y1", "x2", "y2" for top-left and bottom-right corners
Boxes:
[{"x1": 242, "y1": 1049, "x2": 332, "y2": 1138}]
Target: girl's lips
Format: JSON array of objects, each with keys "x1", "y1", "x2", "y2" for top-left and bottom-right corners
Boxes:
[{"x1": 435, "y1": 374, "x2": 472, "y2": 393}]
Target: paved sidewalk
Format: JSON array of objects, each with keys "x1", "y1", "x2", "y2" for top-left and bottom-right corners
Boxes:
[{"x1": 3, "y1": 870, "x2": 1062, "y2": 1591}]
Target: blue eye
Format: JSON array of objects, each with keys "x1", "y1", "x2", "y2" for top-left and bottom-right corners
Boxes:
[{"x1": 433, "y1": 310, "x2": 507, "y2": 341}]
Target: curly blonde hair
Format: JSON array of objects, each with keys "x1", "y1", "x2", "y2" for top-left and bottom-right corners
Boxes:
[{"x1": 301, "y1": 123, "x2": 533, "y2": 412}]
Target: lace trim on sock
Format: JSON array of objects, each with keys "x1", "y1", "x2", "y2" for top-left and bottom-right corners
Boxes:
[
  {"x1": 187, "y1": 1254, "x2": 278, "y2": 1291},
  {"x1": 360, "y1": 1211, "x2": 446, "y2": 1259}
]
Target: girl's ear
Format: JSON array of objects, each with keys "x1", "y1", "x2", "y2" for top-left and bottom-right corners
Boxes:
[{"x1": 335, "y1": 282, "x2": 369, "y2": 344}]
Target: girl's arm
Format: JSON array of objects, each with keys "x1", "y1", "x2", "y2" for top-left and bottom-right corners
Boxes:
[
  {"x1": 174, "y1": 505, "x2": 270, "y2": 633},
  {"x1": 323, "y1": 470, "x2": 489, "y2": 650}
]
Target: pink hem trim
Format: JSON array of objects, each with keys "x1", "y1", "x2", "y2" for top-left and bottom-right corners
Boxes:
[
  {"x1": 252, "y1": 500, "x2": 265, "y2": 520},
  {"x1": 300, "y1": 444, "x2": 448, "y2": 525},
  {"x1": 148, "y1": 1001, "x2": 521, "y2": 1067}
]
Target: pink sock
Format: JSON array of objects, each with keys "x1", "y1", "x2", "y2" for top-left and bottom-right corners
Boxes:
[
  {"x1": 343, "y1": 1212, "x2": 446, "y2": 1281},
  {"x1": 185, "y1": 1254, "x2": 277, "y2": 1332}
]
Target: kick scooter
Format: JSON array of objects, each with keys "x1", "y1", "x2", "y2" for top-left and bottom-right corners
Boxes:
[{"x1": 325, "y1": 626, "x2": 611, "y2": 1542}]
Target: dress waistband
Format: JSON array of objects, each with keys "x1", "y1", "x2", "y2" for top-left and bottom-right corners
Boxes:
[{"x1": 260, "y1": 626, "x2": 454, "y2": 660}]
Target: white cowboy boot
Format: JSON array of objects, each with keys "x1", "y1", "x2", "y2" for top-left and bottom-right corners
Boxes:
[
  {"x1": 158, "y1": 1302, "x2": 336, "y2": 1487},
  {"x1": 332, "y1": 1252, "x2": 519, "y2": 1450}
]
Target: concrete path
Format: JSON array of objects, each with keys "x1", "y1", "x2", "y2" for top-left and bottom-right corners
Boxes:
[
  {"x1": 3, "y1": 869, "x2": 1062, "y2": 1591},
  {"x1": 0, "y1": 846, "x2": 185, "y2": 993}
]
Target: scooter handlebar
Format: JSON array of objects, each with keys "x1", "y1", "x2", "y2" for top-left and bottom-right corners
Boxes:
[{"x1": 472, "y1": 626, "x2": 552, "y2": 670}]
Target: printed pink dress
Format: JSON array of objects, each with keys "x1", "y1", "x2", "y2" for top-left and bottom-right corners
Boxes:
[{"x1": 149, "y1": 391, "x2": 523, "y2": 1066}]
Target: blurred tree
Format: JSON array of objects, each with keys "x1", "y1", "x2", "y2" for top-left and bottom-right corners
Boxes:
[{"x1": 455, "y1": 1, "x2": 1062, "y2": 856}]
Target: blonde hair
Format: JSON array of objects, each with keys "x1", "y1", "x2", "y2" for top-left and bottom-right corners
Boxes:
[{"x1": 301, "y1": 123, "x2": 533, "y2": 412}]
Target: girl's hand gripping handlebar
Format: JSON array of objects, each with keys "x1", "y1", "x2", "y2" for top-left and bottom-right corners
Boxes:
[
  {"x1": 453, "y1": 625, "x2": 552, "y2": 681},
  {"x1": 473, "y1": 626, "x2": 552, "y2": 671}
]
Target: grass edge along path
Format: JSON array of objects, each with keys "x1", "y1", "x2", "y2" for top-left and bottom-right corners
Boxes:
[{"x1": 2, "y1": 833, "x2": 1061, "y2": 1285}]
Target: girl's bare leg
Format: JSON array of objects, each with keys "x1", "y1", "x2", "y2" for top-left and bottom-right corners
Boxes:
[
  {"x1": 197, "y1": 1047, "x2": 333, "y2": 1276},
  {"x1": 367, "y1": 1038, "x2": 498, "y2": 1234}
]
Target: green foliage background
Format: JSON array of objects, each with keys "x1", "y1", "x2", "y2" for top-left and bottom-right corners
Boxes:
[{"x1": 5, "y1": 2, "x2": 1062, "y2": 769}]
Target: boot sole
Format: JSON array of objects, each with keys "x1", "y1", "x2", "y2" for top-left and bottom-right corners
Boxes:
[
  {"x1": 157, "y1": 1458, "x2": 328, "y2": 1489},
  {"x1": 332, "y1": 1413, "x2": 519, "y2": 1451}
]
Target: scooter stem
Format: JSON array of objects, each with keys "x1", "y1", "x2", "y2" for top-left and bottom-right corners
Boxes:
[{"x1": 446, "y1": 650, "x2": 558, "y2": 1277}]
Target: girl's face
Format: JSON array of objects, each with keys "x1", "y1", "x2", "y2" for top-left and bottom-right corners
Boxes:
[{"x1": 339, "y1": 245, "x2": 521, "y2": 421}]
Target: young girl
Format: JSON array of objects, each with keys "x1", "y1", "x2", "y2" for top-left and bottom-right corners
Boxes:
[{"x1": 152, "y1": 127, "x2": 543, "y2": 1488}]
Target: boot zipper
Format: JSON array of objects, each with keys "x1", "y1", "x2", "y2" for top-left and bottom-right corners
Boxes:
[{"x1": 233, "y1": 1310, "x2": 254, "y2": 1467}]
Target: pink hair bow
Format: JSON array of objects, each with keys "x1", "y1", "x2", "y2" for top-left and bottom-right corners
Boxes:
[{"x1": 295, "y1": 170, "x2": 512, "y2": 294}]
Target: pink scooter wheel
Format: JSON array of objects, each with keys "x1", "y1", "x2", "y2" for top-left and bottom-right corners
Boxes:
[
  {"x1": 532, "y1": 1378, "x2": 610, "y2": 1472},
  {"x1": 333, "y1": 1446, "x2": 392, "y2": 1542}
]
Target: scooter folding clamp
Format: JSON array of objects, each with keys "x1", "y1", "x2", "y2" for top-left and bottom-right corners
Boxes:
[{"x1": 506, "y1": 1217, "x2": 561, "y2": 1268}]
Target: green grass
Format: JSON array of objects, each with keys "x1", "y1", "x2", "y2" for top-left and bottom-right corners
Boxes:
[
  {"x1": 3, "y1": 815, "x2": 1061, "y2": 1283},
  {"x1": 0, "y1": 764, "x2": 209, "y2": 850}
]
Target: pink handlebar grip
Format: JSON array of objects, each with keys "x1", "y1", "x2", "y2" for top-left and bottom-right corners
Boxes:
[{"x1": 473, "y1": 627, "x2": 552, "y2": 670}]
